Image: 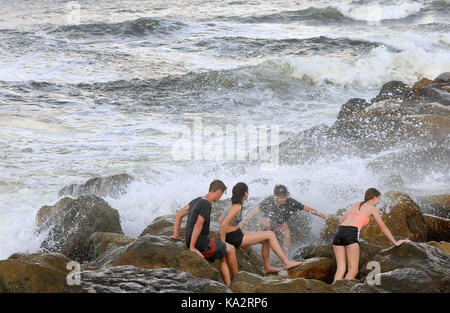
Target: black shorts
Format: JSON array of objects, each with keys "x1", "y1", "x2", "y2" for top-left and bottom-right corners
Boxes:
[
  {"x1": 225, "y1": 228, "x2": 244, "y2": 248},
  {"x1": 201, "y1": 239, "x2": 227, "y2": 263},
  {"x1": 332, "y1": 225, "x2": 360, "y2": 246}
]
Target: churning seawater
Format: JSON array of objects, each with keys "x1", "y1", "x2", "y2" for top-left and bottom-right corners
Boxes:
[{"x1": 0, "y1": 0, "x2": 449, "y2": 259}]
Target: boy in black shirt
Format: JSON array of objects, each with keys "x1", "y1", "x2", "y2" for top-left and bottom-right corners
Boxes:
[
  {"x1": 241, "y1": 184, "x2": 328, "y2": 255},
  {"x1": 173, "y1": 180, "x2": 238, "y2": 286}
]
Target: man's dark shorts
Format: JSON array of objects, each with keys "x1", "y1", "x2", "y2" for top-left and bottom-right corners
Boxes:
[{"x1": 201, "y1": 238, "x2": 227, "y2": 263}]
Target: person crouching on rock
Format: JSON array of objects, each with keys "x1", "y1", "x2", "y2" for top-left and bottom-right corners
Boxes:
[
  {"x1": 219, "y1": 182, "x2": 303, "y2": 275},
  {"x1": 172, "y1": 179, "x2": 224, "y2": 240},
  {"x1": 332, "y1": 188, "x2": 407, "y2": 282},
  {"x1": 239, "y1": 184, "x2": 329, "y2": 256},
  {"x1": 184, "y1": 179, "x2": 238, "y2": 287}
]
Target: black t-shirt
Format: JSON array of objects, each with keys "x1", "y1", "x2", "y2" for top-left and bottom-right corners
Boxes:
[
  {"x1": 185, "y1": 197, "x2": 212, "y2": 251},
  {"x1": 259, "y1": 195, "x2": 304, "y2": 225}
]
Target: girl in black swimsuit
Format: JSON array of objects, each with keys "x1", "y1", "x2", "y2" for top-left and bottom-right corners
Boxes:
[{"x1": 219, "y1": 182, "x2": 303, "y2": 274}]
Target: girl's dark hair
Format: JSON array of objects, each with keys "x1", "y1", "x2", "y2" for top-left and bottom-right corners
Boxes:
[
  {"x1": 231, "y1": 182, "x2": 248, "y2": 205},
  {"x1": 359, "y1": 188, "x2": 381, "y2": 209}
]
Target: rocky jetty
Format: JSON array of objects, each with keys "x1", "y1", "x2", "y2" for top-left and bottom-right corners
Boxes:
[
  {"x1": 1, "y1": 74, "x2": 449, "y2": 293},
  {"x1": 4, "y1": 186, "x2": 447, "y2": 293},
  {"x1": 278, "y1": 73, "x2": 450, "y2": 186}
]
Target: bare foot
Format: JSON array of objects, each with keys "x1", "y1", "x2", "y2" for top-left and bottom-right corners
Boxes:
[
  {"x1": 264, "y1": 266, "x2": 282, "y2": 275},
  {"x1": 284, "y1": 260, "x2": 303, "y2": 271}
]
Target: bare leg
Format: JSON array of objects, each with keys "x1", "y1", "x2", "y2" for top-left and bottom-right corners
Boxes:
[
  {"x1": 260, "y1": 239, "x2": 280, "y2": 273},
  {"x1": 333, "y1": 245, "x2": 347, "y2": 282},
  {"x1": 344, "y1": 243, "x2": 360, "y2": 280},
  {"x1": 220, "y1": 258, "x2": 231, "y2": 287},
  {"x1": 225, "y1": 242, "x2": 238, "y2": 278},
  {"x1": 241, "y1": 230, "x2": 302, "y2": 272},
  {"x1": 279, "y1": 223, "x2": 291, "y2": 256},
  {"x1": 259, "y1": 218, "x2": 278, "y2": 273}
]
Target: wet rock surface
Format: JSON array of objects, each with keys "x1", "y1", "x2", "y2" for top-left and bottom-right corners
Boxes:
[
  {"x1": 39, "y1": 195, "x2": 124, "y2": 263},
  {"x1": 2, "y1": 77, "x2": 449, "y2": 293},
  {"x1": 79, "y1": 266, "x2": 231, "y2": 293}
]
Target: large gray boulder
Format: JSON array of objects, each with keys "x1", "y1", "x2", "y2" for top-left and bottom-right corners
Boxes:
[
  {"x1": 79, "y1": 266, "x2": 231, "y2": 293},
  {"x1": 87, "y1": 235, "x2": 222, "y2": 282},
  {"x1": 58, "y1": 173, "x2": 134, "y2": 199},
  {"x1": 354, "y1": 241, "x2": 450, "y2": 293},
  {"x1": 40, "y1": 195, "x2": 124, "y2": 263},
  {"x1": 0, "y1": 253, "x2": 76, "y2": 293}
]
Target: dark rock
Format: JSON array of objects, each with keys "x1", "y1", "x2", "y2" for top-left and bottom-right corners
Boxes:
[
  {"x1": 426, "y1": 87, "x2": 450, "y2": 106},
  {"x1": 336, "y1": 98, "x2": 372, "y2": 120},
  {"x1": 330, "y1": 279, "x2": 359, "y2": 293},
  {"x1": 433, "y1": 72, "x2": 450, "y2": 84},
  {"x1": 89, "y1": 235, "x2": 222, "y2": 282},
  {"x1": 88, "y1": 232, "x2": 135, "y2": 261},
  {"x1": 415, "y1": 194, "x2": 450, "y2": 219},
  {"x1": 359, "y1": 241, "x2": 450, "y2": 292},
  {"x1": 293, "y1": 240, "x2": 382, "y2": 279},
  {"x1": 333, "y1": 100, "x2": 449, "y2": 154},
  {"x1": 371, "y1": 80, "x2": 411, "y2": 103},
  {"x1": 79, "y1": 266, "x2": 231, "y2": 293},
  {"x1": 36, "y1": 197, "x2": 74, "y2": 227},
  {"x1": 230, "y1": 247, "x2": 265, "y2": 276},
  {"x1": 40, "y1": 195, "x2": 124, "y2": 263},
  {"x1": 412, "y1": 78, "x2": 432, "y2": 96},
  {"x1": 423, "y1": 214, "x2": 450, "y2": 242},
  {"x1": 287, "y1": 257, "x2": 335, "y2": 283},
  {"x1": 228, "y1": 271, "x2": 282, "y2": 293},
  {"x1": 58, "y1": 173, "x2": 134, "y2": 199},
  {"x1": 276, "y1": 75, "x2": 450, "y2": 165},
  {"x1": 139, "y1": 214, "x2": 221, "y2": 241},
  {"x1": 0, "y1": 253, "x2": 76, "y2": 293},
  {"x1": 229, "y1": 271, "x2": 336, "y2": 293},
  {"x1": 351, "y1": 267, "x2": 447, "y2": 293},
  {"x1": 426, "y1": 241, "x2": 450, "y2": 254}
]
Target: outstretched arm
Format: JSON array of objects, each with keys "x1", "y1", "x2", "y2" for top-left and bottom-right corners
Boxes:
[
  {"x1": 304, "y1": 205, "x2": 328, "y2": 221},
  {"x1": 172, "y1": 204, "x2": 189, "y2": 240},
  {"x1": 239, "y1": 206, "x2": 261, "y2": 228},
  {"x1": 371, "y1": 207, "x2": 407, "y2": 246}
]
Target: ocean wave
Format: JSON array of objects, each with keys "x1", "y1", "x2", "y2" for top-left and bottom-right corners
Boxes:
[
  {"x1": 235, "y1": 6, "x2": 346, "y2": 24},
  {"x1": 225, "y1": 2, "x2": 425, "y2": 24},
  {"x1": 266, "y1": 46, "x2": 450, "y2": 88},
  {"x1": 45, "y1": 17, "x2": 185, "y2": 38},
  {"x1": 14, "y1": 44, "x2": 447, "y2": 94},
  {"x1": 431, "y1": 0, "x2": 450, "y2": 9},
  {"x1": 335, "y1": 1, "x2": 424, "y2": 22},
  {"x1": 193, "y1": 35, "x2": 384, "y2": 58}
]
